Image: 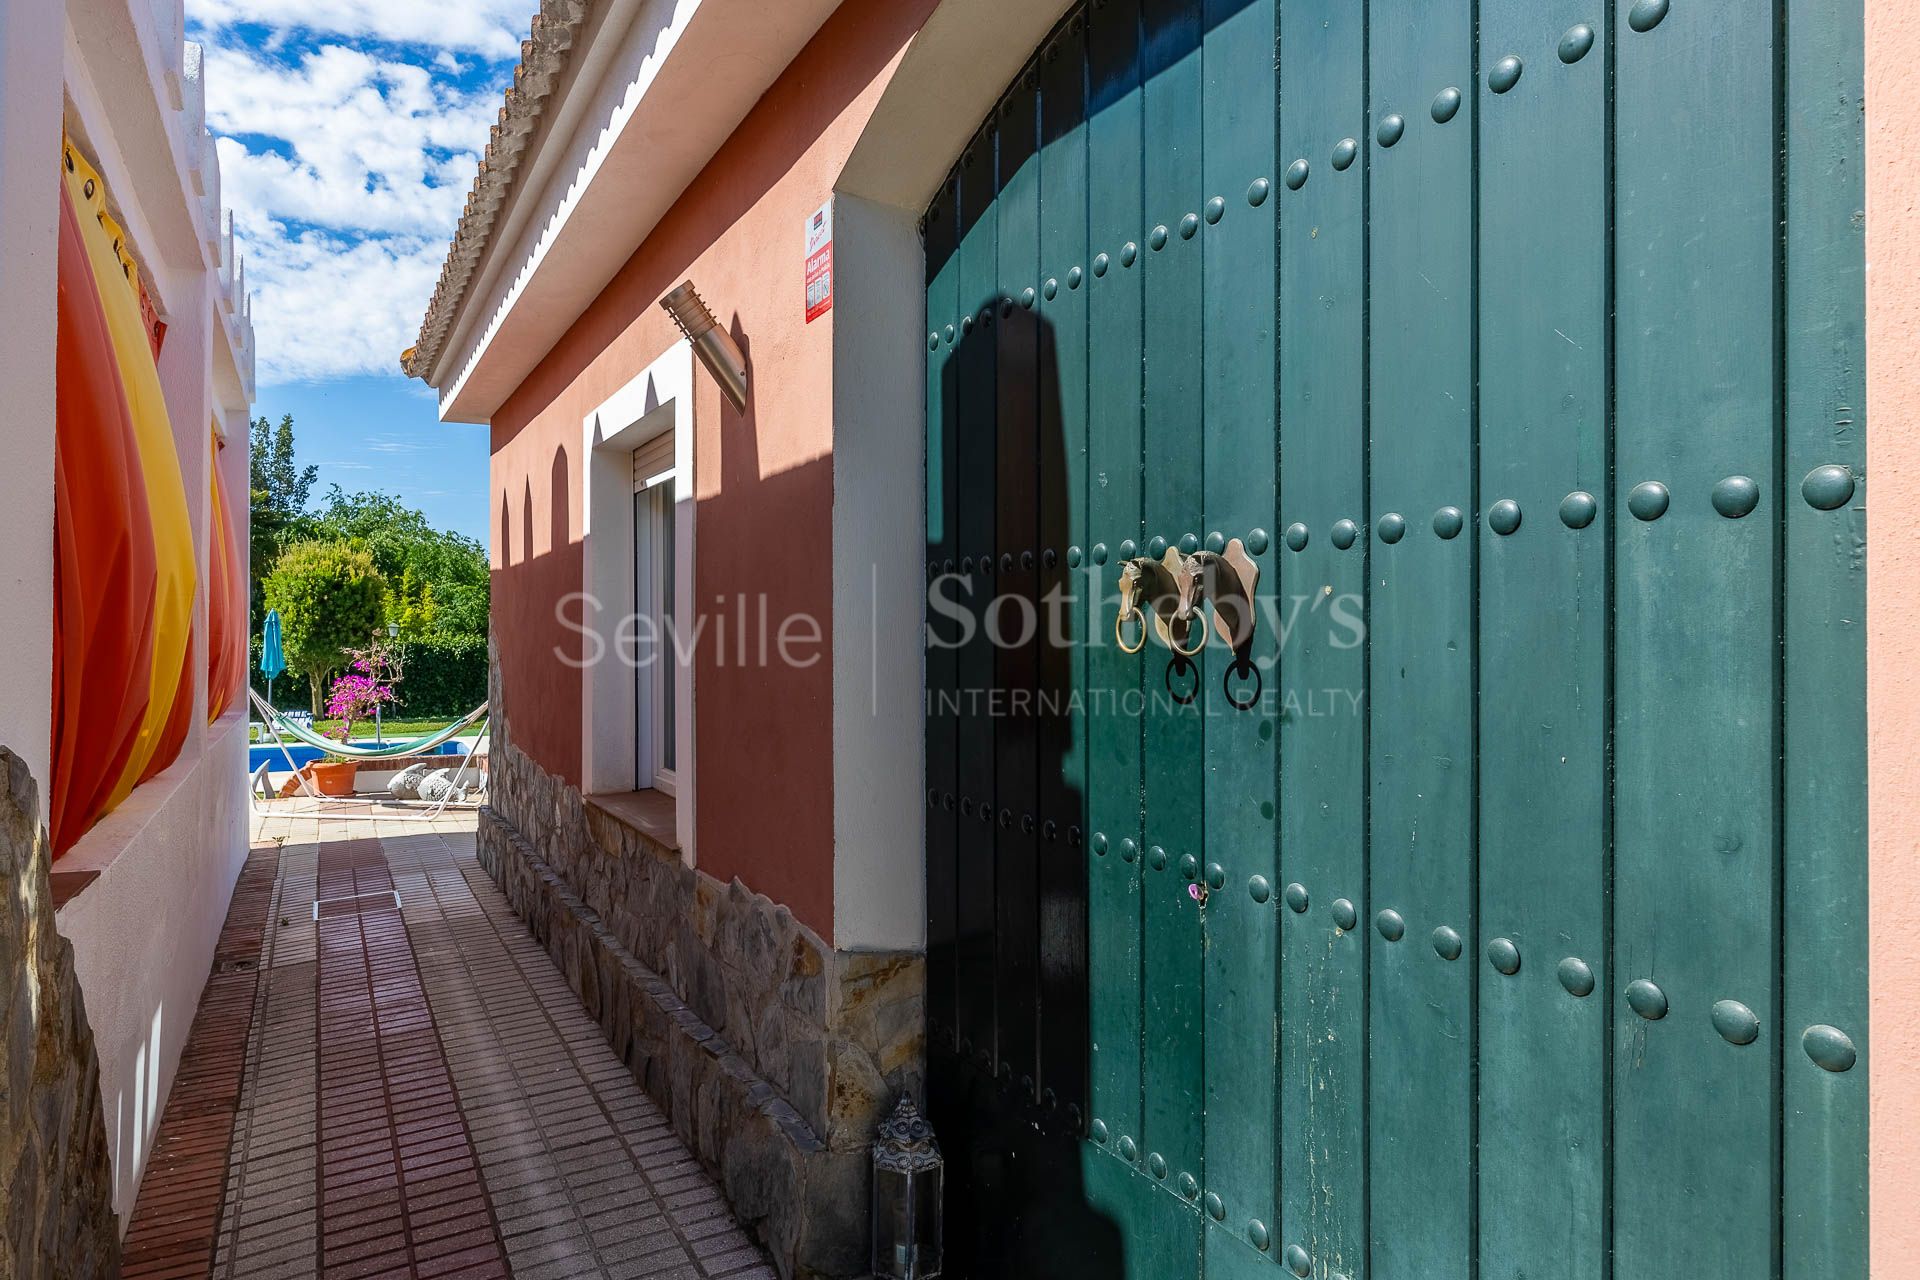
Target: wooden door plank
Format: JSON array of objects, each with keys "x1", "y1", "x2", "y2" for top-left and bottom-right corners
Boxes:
[
  {"x1": 1781, "y1": 0, "x2": 1870, "y2": 1268},
  {"x1": 995, "y1": 69, "x2": 1044, "y2": 1099},
  {"x1": 1612, "y1": 0, "x2": 1780, "y2": 1269},
  {"x1": 1084, "y1": 1139, "x2": 1207, "y2": 1275},
  {"x1": 1038, "y1": 16, "x2": 1093, "y2": 1125},
  {"x1": 1085, "y1": 0, "x2": 1149, "y2": 1170},
  {"x1": 925, "y1": 175, "x2": 962, "y2": 1059},
  {"x1": 1205, "y1": 1215, "x2": 1288, "y2": 1280},
  {"x1": 1275, "y1": 1, "x2": 1369, "y2": 1274},
  {"x1": 1198, "y1": 0, "x2": 1279, "y2": 1252},
  {"x1": 1362, "y1": 0, "x2": 1476, "y2": 1272},
  {"x1": 954, "y1": 129, "x2": 1001, "y2": 1073},
  {"x1": 1473, "y1": 3, "x2": 1609, "y2": 1276},
  {"x1": 1140, "y1": 0, "x2": 1208, "y2": 1220}
]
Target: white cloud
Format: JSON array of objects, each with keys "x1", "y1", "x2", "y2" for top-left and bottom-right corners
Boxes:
[
  {"x1": 365, "y1": 434, "x2": 429, "y2": 454},
  {"x1": 190, "y1": 0, "x2": 532, "y2": 58},
  {"x1": 240, "y1": 226, "x2": 449, "y2": 383},
  {"x1": 195, "y1": 40, "x2": 504, "y2": 381},
  {"x1": 206, "y1": 44, "x2": 493, "y2": 238}
]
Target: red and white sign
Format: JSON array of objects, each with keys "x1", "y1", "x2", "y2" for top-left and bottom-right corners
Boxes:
[{"x1": 804, "y1": 199, "x2": 834, "y2": 323}]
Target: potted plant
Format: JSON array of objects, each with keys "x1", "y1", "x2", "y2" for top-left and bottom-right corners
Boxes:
[{"x1": 309, "y1": 643, "x2": 402, "y2": 797}]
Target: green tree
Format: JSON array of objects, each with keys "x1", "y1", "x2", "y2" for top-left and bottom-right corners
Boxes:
[
  {"x1": 262, "y1": 541, "x2": 386, "y2": 715},
  {"x1": 382, "y1": 567, "x2": 441, "y2": 638},
  {"x1": 306, "y1": 487, "x2": 489, "y2": 637},
  {"x1": 248, "y1": 413, "x2": 319, "y2": 624}
]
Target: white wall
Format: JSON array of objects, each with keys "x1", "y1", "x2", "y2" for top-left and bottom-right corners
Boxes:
[
  {"x1": 55, "y1": 722, "x2": 249, "y2": 1220},
  {"x1": 29, "y1": 0, "x2": 257, "y2": 1226},
  {"x1": 0, "y1": 3, "x2": 62, "y2": 817},
  {"x1": 828, "y1": 193, "x2": 927, "y2": 952}
]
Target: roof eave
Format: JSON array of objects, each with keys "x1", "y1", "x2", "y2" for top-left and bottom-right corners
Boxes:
[{"x1": 407, "y1": 0, "x2": 846, "y2": 425}]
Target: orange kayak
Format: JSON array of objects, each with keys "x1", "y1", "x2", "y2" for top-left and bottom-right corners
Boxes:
[
  {"x1": 62, "y1": 142, "x2": 196, "y2": 810},
  {"x1": 50, "y1": 176, "x2": 159, "y2": 857}
]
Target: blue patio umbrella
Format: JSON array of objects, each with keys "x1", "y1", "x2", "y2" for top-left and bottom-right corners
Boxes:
[{"x1": 260, "y1": 609, "x2": 286, "y2": 706}]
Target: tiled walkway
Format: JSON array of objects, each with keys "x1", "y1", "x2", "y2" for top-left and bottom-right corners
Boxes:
[{"x1": 122, "y1": 808, "x2": 775, "y2": 1280}]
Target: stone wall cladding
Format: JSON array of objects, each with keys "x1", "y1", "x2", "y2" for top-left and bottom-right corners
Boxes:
[
  {"x1": 0, "y1": 748, "x2": 120, "y2": 1277},
  {"x1": 480, "y1": 652, "x2": 924, "y2": 1278}
]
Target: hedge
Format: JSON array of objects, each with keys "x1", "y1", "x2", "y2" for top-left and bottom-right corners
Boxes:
[
  {"x1": 389, "y1": 635, "x2": 489, "y2": 718},
  {"x1": 249, "y1": 633, "x2": 487, "y2": 719}
]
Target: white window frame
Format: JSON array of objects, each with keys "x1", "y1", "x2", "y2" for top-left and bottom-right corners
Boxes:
[
  {"x1": 631, "y1": 433, "x2": 677, "y2": 795},
  {"x1": 580, "y1": 342, "x2": 696, "y2": 861}
]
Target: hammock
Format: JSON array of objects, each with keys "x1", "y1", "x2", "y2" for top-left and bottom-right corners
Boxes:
[
  {"x1": 248, "y1": 688, "x2": 487, "y2": 759},
  {"x1": 248, "y1": 689, "x2": 490, "y2": 826}
]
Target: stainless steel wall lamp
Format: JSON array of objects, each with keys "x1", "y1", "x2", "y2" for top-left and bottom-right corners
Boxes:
[{"x1": 660, "y1": 281, "x2": 749, "y2": 413}]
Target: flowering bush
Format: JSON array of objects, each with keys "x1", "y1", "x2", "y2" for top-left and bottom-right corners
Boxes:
[{"x1": 322, "y1": 643, "x2": 405, "y2": 751}]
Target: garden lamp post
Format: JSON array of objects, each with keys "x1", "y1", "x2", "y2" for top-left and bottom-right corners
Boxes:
[{"x1": 375, "y1": 623, "x2": 400, "y2": 744}]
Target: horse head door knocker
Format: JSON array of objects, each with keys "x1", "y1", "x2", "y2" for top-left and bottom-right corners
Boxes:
[
  {"x1": 1114, "y1": 549, "x2": 1205, "y2": 656},
  {"x1": 1184, "y1": 538, "x2": 1263, "y2": 709},
  {"x1": 1182, "y1": 538, "x2": 1260, "y2": 657}
]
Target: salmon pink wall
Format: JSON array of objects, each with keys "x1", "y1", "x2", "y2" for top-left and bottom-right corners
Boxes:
[
  {"x1": 1867, "y1": 0, "x2": 1920, "y2": 1266},
  {"x1": 489, "y1": 0, "x2": 938, "y2": 942}
]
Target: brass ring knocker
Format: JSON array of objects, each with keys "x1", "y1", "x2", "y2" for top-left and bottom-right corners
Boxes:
[
  {"x1": 1114, "y1": 560, "x2": 1148, "y2": 654},
  {"x1": 1115, "y1": 601, "x2": 1147, "y2": 654},
  {"x1": 1149, "y1": 549, "x2": 1209, "y2": 656},
  {"x1": 1185, "y1": 538, "x2": 1262, "y2": 656},
  {"x1": 1162, "y1": 551, "x2": 1211, "y2": 658},
  {"x1": 1168, "y1": 614, "x2": 1208, "y2": 658},
  {"x1": 1116, "y1": 553, "x2": 1182, "y2": 655}
]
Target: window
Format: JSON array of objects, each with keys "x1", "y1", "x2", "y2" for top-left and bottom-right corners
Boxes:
[
  {"x1": 632, "y1": 433, "x2": 677, "y2": 793},
  {"x1": 582, "y1": 344, "x2": 695, "y2": 857}
]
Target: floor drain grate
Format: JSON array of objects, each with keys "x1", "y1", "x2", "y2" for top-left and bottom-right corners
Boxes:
[{"x1": 312, "y1": 890, "x2": 402, "y2": 921}]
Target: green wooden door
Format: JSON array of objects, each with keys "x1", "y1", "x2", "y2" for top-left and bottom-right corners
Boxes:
[{"x1": 923, "y1": 0, "x2": 1867, "y2": 1276}]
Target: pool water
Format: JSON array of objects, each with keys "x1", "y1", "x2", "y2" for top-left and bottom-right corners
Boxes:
[{"x1": 247, "y1": 739, "x2": 467, "y2": 773}]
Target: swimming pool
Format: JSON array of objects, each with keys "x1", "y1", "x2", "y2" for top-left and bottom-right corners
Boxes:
[{"x1": 246, "y1": 739, "x2": 467, "y2": 773}]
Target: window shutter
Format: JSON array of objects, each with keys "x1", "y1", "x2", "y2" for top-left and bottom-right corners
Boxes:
[{"x1": 630, "y1": 433, "x2": 674, "y2": 492}]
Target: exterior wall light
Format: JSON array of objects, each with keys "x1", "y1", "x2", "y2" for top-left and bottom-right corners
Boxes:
[
  {"x1": 660, "y1": 281, "x2": 749, "y2": 412},
  {"x1": 871, "y1": 1095, "x2": 943, "y2": 1279}
]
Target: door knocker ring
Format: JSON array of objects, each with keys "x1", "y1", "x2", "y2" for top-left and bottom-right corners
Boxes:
[
  {"x1": 1168, "y1": 614, "x2": 1208, "y2": 658},
  {"x1": 1116, "y1": 553, "x2": 1181, "y2": 657},
  {"x1": 1164, "y1": 553, "x2": 1210, "y2": 658}
]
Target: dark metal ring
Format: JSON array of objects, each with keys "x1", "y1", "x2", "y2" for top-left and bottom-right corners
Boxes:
[
  {"x1": 1224, "y1": 659, "x2": 1262, "y2": 711},
  {"x1": 1165, "y1": 656, "x2": 1200, "y2": 706}
]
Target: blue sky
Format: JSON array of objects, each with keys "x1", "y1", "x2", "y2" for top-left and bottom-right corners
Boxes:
[{"x1": 186, "y1": 0, "x2": 534, "y2": 544}]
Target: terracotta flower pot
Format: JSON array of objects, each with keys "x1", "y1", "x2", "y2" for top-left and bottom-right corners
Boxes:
[{"x1": 308, "y1": 760, "x2": 358, "y2": 797}]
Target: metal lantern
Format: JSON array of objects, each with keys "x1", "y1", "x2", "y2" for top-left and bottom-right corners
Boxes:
[
  {"x1": 659, "y1": 280, "x2": 749, "y2": 412},
  {"x1": 871, "y1": 1095, "x2": 943, "y2": 1279}
]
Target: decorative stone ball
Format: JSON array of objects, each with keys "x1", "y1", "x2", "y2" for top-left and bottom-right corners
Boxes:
[
  {"x1": 389, "y1": 763, "x2": 432, "y2": 801},
  {"x1": 417, "y1": 768, "x2": 460, "y2": 804}
]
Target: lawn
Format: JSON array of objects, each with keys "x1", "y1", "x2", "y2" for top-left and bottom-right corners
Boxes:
[{"x1": 250, "y1": 718, "x2": 464, "y2": 743}]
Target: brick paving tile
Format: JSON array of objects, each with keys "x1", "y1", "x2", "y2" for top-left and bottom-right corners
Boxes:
[
  {"x1": 127, "y1": 812, "x2": 776, "y2": 1279},
  {"x1": 307, "y1": 836, "x2": 506, "y2": 1280},
  {"x1": 123, "y1": 847, "x2": 281, "y2": 1277}
]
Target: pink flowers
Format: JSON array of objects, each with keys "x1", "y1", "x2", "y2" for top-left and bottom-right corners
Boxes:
[{"x1": 323, "y1": 646, "x2": 403, "y2": 743}]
